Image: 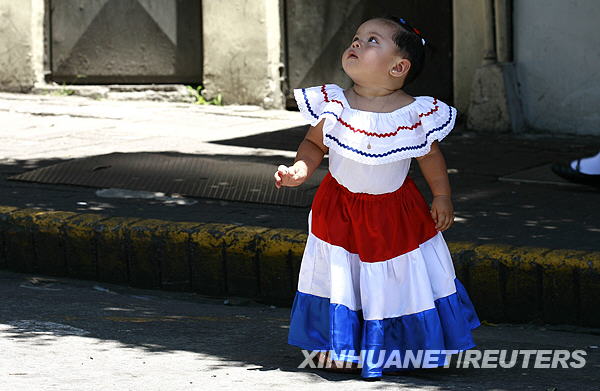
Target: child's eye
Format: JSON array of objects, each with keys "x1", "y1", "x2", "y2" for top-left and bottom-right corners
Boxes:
[{"x1": 368, "y1": 36, "x2": 378, "y2": 43}]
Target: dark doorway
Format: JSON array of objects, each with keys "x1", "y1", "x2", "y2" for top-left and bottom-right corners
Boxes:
[{"x1": 284, "y1": 0, "x2": 453, "y2": 106}]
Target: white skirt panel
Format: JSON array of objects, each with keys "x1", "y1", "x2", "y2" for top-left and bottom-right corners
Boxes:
[{"x1": 297, "y1": 230, "x2": 458, "y2": 321}]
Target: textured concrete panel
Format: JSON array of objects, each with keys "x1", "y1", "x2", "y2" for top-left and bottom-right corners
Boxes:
[{"x1": 51, "y1": 0, "x2": 202, "y2": 83}]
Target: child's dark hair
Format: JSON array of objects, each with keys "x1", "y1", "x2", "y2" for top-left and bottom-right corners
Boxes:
[{"x1": 378, "y1": 15, "x2": 427, "y2": 86}]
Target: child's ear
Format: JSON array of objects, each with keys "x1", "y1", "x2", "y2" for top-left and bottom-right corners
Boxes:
[{"x1": 390, "y1": 58, "x2": 411, "y2": 79}]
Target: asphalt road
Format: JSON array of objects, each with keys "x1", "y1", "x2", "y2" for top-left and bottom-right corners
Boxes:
[{"x1": 1, "y1": 270, "x2": 599, "y2": 390}]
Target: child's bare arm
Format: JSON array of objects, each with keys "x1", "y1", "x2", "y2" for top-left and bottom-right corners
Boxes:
[
  {"x1": 415, "y1": 141, "x2": 451, "y2": 196},
  {"x1": 274, "y1": 119, "x2": 328, "y2": 188},
  {"x1": 415, "y1": 141, "x2": 454, "y2": 231}
]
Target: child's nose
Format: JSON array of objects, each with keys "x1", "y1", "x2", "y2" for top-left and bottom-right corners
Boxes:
[{"x1": 351, "y1": 40, "x2": 361, "y2": 48}]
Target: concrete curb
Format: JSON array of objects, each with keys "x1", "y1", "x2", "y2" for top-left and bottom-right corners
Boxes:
[{"x1": 1, "y1": 205, "x2": 599, "y2": 327}]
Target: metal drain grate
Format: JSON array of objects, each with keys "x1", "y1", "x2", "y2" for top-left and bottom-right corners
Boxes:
[{"x1": 7, "y1": 152, "x2": 325, "y2": 207}]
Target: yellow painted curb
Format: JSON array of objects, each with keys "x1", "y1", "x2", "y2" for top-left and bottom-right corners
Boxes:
[
  {"x1": 1, "y1": 205, "x2": 599, "y2": 269},
  {"x1": 1, "y1": 204, "x2": 600, "y2": 326}
]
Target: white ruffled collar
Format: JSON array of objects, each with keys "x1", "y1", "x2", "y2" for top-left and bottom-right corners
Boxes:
[
  {"x1": 293, "y1": 83, "x2": 457, "y2": 165},
  {"x1": 326, "y1": 84, "x2": 425, "y2": 116}
]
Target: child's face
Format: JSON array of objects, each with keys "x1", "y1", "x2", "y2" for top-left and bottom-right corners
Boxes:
[{"x1": 341, "y1": 19, "x2": 404, "y2": 86}]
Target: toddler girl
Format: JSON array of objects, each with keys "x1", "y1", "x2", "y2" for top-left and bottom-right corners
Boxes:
[{"x1": 274, "y1": 15, "x2": 481, "y2": 379}]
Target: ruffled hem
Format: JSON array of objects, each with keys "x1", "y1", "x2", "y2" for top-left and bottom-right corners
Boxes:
[
  {"x1": 299, "y1": 229, "x2": 463, "y2": 319},
  {"x1": 293, "y1": 84, "x2": 457, "y2": 165},
  {"x1": 288, "y1": 278, "x2": 481, "y2": 378}
]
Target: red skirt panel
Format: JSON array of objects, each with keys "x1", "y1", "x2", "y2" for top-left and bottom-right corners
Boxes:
[{"x1": 310, "y1": 172, "x2": 439, "y2": 263}]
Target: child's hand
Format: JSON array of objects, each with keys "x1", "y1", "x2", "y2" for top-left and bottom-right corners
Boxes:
[
  {"x1": 274, "y1": 164, "x2": 308, "y2": 189},
  {"x1": 430, "y1": 195, "x2": 454, "y2": 231}
]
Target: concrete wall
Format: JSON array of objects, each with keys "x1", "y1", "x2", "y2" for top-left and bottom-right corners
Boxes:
[
  {"x1": 201, "y1": 0, "x2": 284, "y2": 109},
  {"x1": 514, "y1": 0, "x2": 600, "y2": 135},
  {"x1": 0, "y1": 0, "x2": 480, "y2": 114},
  {"x1": 0, "y1": 0, "x2": 45, "y2": 91},
  {"x1": 452, "y1": 0, "x2": 486, "y2": 114}
]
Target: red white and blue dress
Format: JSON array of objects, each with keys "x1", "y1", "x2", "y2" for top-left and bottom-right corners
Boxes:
[{"x1": 287, "y1": 84, "x2": 481, "y2": 378}]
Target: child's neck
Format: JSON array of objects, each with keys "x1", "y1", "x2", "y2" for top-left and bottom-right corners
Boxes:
[
  {"x1": 347, "y1": 83, "x2": 414, "y2": 113},
  {"x1": 351, "y1": 84, "x2": 398, "y2": 99}
]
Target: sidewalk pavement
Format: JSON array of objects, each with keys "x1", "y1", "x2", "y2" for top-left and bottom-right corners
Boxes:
[
  {"x1": 0, "y1": 91, "x2": 599, "y2": 327},
  {"x1": 1, "y1": 269, "x2": 599, "y2": 390}
]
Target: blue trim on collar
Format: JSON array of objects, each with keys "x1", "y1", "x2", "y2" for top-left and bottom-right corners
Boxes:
[
  {"x1": 325, "y1": 108, "x2": 454, "y2": 158},
  {"x1": 302, "y1": 88, "x2": 319, "y2": 119}
]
